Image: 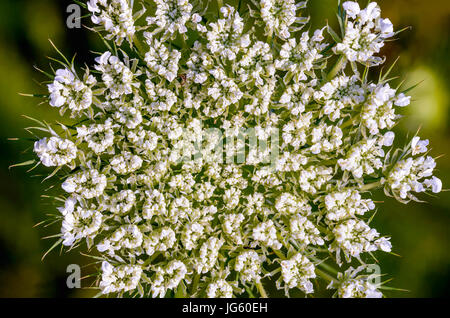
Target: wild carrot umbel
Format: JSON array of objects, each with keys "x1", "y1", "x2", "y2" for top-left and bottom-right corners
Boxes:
[{"x1": 20, "y1": 0, "x2": 442, "y2": 298}]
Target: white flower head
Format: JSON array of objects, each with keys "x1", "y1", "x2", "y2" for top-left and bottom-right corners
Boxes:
[
  {"x1": 34, "y1": 137, "x2": 77, "y2": 167},
  {"x1": 27, "y1": 0, "x2": 442, "y2": 299},
  {"x1": 88, "y1": 0, "x2": 136, "y2": 45},
  {"x1": 335, "y1": 2, "x2": 395, "y2": 65}
]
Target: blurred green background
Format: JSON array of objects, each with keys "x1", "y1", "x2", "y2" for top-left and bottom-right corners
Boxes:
[{"x1": 0, "y1": 0, "x2": 448, "y2": 297}]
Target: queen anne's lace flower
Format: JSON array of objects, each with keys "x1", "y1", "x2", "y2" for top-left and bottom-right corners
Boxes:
[
  {"x1": 147, "y1": 0, "x2": 197, "y2": 39},
  {"x1": 207, "y1": 6, "x2": 250, "y2": 61},
  {"x1": 314, "y1": 75, "x2": 365, "y2": 121},
  {"x1": 110, "y1": 151, "x2": 143, "y2": 174},
  {"x1": 275, "y1": 29, "x2": 327, "y2": 82},
  {"x1": 48, "y1": 68, "x2": 96, "y2": 117},
  {"x1": 193, "y1": 237, "x2": 223, "y2": 274},
  {"x1": 97, "y1": 224, "x2": 144, "y2": 255},
  {"x1": 62, "y1": 207, "x2": 102, "y2": 246},
  {"x1": 328, "y1": 266, "x2": 383, "y2": 298},
  {"x1": 206, "y1": 279, "x2": 233, "y2": 298},
  {"x1": 338, "y1": 137, "x2": 386, "y2": 178},
  {"x1": 252, "y1": 220, "x2": 282, "y2": 250},
  {"x1": 289, "y1": 215, "x2": 324, "y2": 246},
  {"x1": 235, "y1": 250, "x2": 264, "y2": 283},
  {"x1": 62, "y1": 169, "x2": 107, "y2": 199},
  {"x1": 76, "y1": 119, "x2": 116, "y2": 154},
  {"x1": 259, "y1": 0, "x2": 308, "y2": 39},
  {"x1": 324, "y1": 189, "x2": 375, "y2": 221},
  {"x1": 386, "y1": 154, "x2": 441, "y2": 200},
  {"x1": 34, "y1": 137, "x2": 77, "y2": 167},
  {"x1": 278, "y1": 253, "x2": 316, "y2": 295},
  {"x1": 361, "y1": 83, "x2": 409, "y2": 135},
  {"x1": 151, "y1": 260, "x2": 188, "y2": 297},
  {"x1": 334, "y1": 1, "x2": 395, "y2": 65},
  {"x1": 275, "y1": 193, "x2": 311, "y2": 216},
  {"x1": 87, "y1": 0, "x2": 136, "y2": 45},
  {"x1": 100, "y1": 261, "x2": 143, "y2": 294},
  {"x1": 25, "y1": 0, "x2": 442, "y2": 299},
  {"x1": 330, "y1": 219, "x2": 391, "y2": 264},
  {"x1": 144, "y1": 35, "x2": 181, "y2": 82},
  {"x1": 95, "y1": 51, "x2": 140, "y2": 99}
]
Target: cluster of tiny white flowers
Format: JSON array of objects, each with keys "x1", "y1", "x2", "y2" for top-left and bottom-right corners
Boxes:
[
  {"x1": 87, "y1": 0, "x2": 136, "y2": 45},
  {"x1": 61, "y1": 205, "x2": 102, "y2": 246},
  {"x1": 48, "y1": 68, "x2": 96, "y2": 117},
  {"x1": 324, "y1": 189, "x2": 375, "y2": 221},
  {"x1": 94, "y1": 51, "x2": 141, "y2": 99},
  {"x1": 235, "y1": 250, "x2": 264, "y2": 283},
  {"x1": 144, "y1": 34, "x2": 182, "y2": 82},
  {"x1": 206, "y1": 279, "x2": 234, "y2": 298},
  {"x1": 258, "y1": 0, "x2": 308, "y2": 39},
  {"x1": 314, "y1": 75, "x2": 365, "y2": 121},
  {"x1": 330, "y1": 219, "x2": 391, "y2": 265},
  {"x1": 100, "y1": 261, "x2": 143, "y2": 294},
  {"x1": 338, "y1": 135, "x2": 391, "y2": 179},
  {"x1": 275, "y1": 29, "x2": 327, "y2": 82},
  {"x1": 361, "y1": 83, "x2": 411, "y2": 135},
  {"x1": 61, "y1": 168, "x2": 107, "y2": 199},
  {"x1": 289, "y1": 215, "x2": 324, "y2": 246},
  {"x1": 278, "y1": 253, "x2": 316, "y2": 294},
  {"x1": 334, "y1": 1, "x2": 395, "y2": 65},
  {"x1": 27, "y1": 0, "x2": 443, "y2": 298},
  {"x1": 147, "y1": 0, "x2": 200, "y2": 40},
  {"x1": 385, "y1": 136, "x2": 442, "y2": 201},
  {"x1": 151, "y1": 260, "x2": 188, "y2": 297},
  {"x1": 76, "y1": 119, "x2": 116, "y2": 154},
  {"x1": 34, "y1": 136, "x2": 77, "y2": 167},
  {"x1": 327, "y1": 265, "x2": 383, "y2": 298}
]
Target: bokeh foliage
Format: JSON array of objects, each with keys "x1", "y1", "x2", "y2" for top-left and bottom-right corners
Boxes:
[{"x1": 0, "y1": 0, "x2": 448, "y2": 297}]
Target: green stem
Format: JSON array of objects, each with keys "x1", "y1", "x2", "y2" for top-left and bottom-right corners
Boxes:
[
  {"x1": 326, "y1": 55, "x2": 346, "y2": 81},
  {"x1": 316, "y1": 260, "x2": 339, "y2": 275},
  {"x1": 267, "y1": 29, "x2": 273, "y2": 45},
  {"x1": 244, "y1": 284, "x2": 255, "y2": 298},
  {"x1": 340, "y1": 114, "x2": 360, "y2": 129},
  {"x1": 256, "y1": 281, "x2": 268, "y2": 298},
  {"x1": 316, "y1": 268, "x2": 336, "y2": 283},
  {"x1": 181, "y1": 36, "x2": 188, "y2": 50},
  {"x1": 361, "y1": 180, "x2": 382, "y2": 191},
  {"x1": 133, "y1": 35, "x2": 146, "y2": 56},
  {"x1": 217, "y1": 0, "x2": 223, "y2": 11},
  {"x1": 272, "y1": 248, "x2": 285, "y2": 259},
  {"x1": 142, "y1": 252, "x2": 160, "y2": 267},
  {"x1": 190, "y1": 273, "x2": 200, "y2": 294},
  {"x1": 321, "y1": 159, "x2": 338, "y2": 166},
  {"x1": 175, "y1": 282, "x2": 187, "y2": 298}
]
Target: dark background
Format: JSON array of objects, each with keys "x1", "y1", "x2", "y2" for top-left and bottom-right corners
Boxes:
[{"x1": 0, "y1": 0, "x2": 448, "y2": 297}]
